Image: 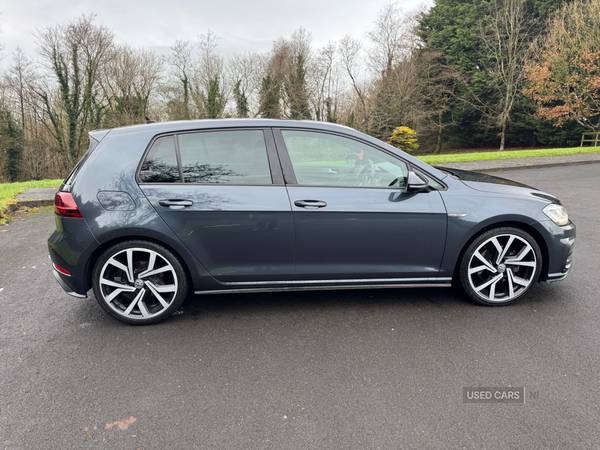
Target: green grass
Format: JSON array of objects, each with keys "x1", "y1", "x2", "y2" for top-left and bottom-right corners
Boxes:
[
  {"x1": 417, "y1": 146, "x2": 600, "y2": 165},
  {"x1": 0, "y1": 179, "x2": 63, "y2": 225}
]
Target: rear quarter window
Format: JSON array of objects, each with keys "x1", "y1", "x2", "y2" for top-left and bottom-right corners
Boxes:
[{"x1": 139, "y1": 136, "x2": 180, "y2": 183}]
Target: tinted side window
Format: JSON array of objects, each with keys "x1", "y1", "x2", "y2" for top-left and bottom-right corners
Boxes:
[
  {"x1": 178, "y1": 130, "x2": 272, "y2": 185},
  {"x1": 139, "y1": 136, "x2": 180, "y2": 183},
  {"x1": 281, "y1": 130, "x2": 408, "y2": 188}
]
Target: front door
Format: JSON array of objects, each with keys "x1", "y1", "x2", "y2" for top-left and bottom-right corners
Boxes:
[{"x1": 276, "y1": 129, "x2": 447, "y2": 281}]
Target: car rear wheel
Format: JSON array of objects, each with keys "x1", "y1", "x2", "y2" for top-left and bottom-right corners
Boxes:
[
  {"x1": 92, "y1": 241, "x2": 188, "y2": 325},
  {"x1": 459, "y1": 227, "x2": 542, "y2": 306}
]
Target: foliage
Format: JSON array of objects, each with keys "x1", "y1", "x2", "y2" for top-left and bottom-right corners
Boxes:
[
  {"x1": 233, "y1": 80, "x2": 249, "y2": 118},
  {"x1": 0, "y1": 2, "x2": 596, "y2": 183},
  {"x1": 204, "y1": 77, "x2": 223, "y2": 119},
  {"x1": 417, "y1": 0, "x2": 572, "y2": 149},
  {"x1": 524, "y1": 0, "x2": 600, "y2": 131},
  {"x1": 285, "y1": 51, "x2": 311, "y2": 120},
  {"x1": 34, "y1": 15, "x2": 114, "y2": 164},
  {"x1": 388, "y1": 126, "x2": 419, "y2": 154},
  {"x1": 258, "y1": 74, "x2": 282, "y2": 119},
  {"x1": 0, "y1": 109, "x2": 25, "y2": 182}
]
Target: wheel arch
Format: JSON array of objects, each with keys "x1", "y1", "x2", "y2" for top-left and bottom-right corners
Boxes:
[
  {"x1": 451, "y1": 220, "x2": 549, "y2": 285},
  {"x1": 83, "y1": 233, "x2": 208, "y2": 293}
]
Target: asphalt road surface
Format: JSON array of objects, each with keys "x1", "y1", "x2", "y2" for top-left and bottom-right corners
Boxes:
[{"x1": 1, "y1": 164, "x2": 599, "y2": 449}]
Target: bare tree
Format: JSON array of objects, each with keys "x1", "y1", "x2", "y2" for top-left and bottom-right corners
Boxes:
[
  {"x1": 312, "y1": 42, "x2": 338, "y2": 122},
  {"x1": 194, "y1": 30, "x2": 227, "y2": 119},
  {"x1": 0, "y1": 23, "x2": 5, "y2": 62},
  {"x1": 416, "y1": 50, "x2": 463, "y2": 153},
  {"x1": 5, "y1": 47, "x2": 36, "y2": 130},
  {"x1": 479, "y1": 0, "x2": 533, "y2": 150},
  {"x1": 103, "y1": 45, "x2": 163, "y2": 126},
  {"x1": 165, "y1": 39, "x2": 196, "y2": 120},
  {"x1": 367, "y1": 2, "x2": 414, "y2": 76},
  {"x1": 367, "y1": 3, "x2": 422, "y2": 139},
  {"x1": 228, "y1": 51, "x2": 264, "y2": 117},
  {"x1": 339, "y1": 35, "x2": 369, "y2": 130},
  {"x1": 34, "y1": 14, "x2": 114, "y2": 162}
]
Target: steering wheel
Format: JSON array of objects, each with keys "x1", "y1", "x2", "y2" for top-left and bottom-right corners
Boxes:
[{"x1": 355, "y1": 163, "x2": 377, "y2": 186}]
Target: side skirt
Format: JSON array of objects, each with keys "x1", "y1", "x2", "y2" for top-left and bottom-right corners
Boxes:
[{"x1": 195, "y1": 279, "x2": 452, "y2": 295}]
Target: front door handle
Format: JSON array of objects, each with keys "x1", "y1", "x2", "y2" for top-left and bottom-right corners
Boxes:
[
  {"x1": 294, "y1": 200, "x2": 327, "y2": 209},
  {"x1": 158, "y1": 199, "x2": 194, "y2": 208}
]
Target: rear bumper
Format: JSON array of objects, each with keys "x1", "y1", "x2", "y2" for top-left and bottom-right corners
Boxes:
[
  {"x1": 47, "y1": 214, "x2": 99, "y2": 296},
  {"x1": 52, "y1": 268, "x2": 88, "y2": 299}
]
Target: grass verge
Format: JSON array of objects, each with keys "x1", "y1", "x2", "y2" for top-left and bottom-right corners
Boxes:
[
  {"x1": 417, "y1": 146, "x2": 600, "y2": 165},
  {"x1": 0, "y1": 179, "x2": 63, "y2": 225}
]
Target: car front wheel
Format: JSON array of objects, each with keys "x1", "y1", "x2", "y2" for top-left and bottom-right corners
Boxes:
[
  {"x1": 92, "y1": 241, "x2": 188, "y2": 324},
  {"x1": 459, "y1": 227, "x2": 542, "y2": 306}
]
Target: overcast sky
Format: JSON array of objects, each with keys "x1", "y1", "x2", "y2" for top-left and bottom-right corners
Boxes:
[{"x1": 1, "y1": 0, "x2": 430, "y2": 62}]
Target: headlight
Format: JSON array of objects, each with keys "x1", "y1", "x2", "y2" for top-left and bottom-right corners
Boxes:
[{"x1": 543, "y1": 203, "x2": 569, "y2": 226}]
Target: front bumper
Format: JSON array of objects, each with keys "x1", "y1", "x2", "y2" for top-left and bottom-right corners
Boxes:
[
  {"x1": 546, "y1": 236, "x2": 575, "y2": 282},
  {"x1": 533, "y1": 219, "x2": 575, "y2": 283}
]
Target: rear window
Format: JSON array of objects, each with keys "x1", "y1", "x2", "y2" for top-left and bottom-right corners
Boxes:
[
  {"x1": 178, "y1": 130, "x2": 271, "y2": 184},
  {"x1": 139, "y1": 130, "x2": 272, "y2": 185}
]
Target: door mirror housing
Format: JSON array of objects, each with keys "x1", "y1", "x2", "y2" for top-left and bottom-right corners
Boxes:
[{"x1": 407, "y1": 171, "x2": 428, "y2": 192}]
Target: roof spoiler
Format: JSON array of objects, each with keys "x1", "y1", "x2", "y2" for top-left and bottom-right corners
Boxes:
[{"x1": 89, "y1": 129, "x2": 110, "y2": 143}]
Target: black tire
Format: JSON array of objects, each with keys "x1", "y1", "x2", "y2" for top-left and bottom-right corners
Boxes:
[
  {"x1": 459, "y1": 227, "x2": 542, "y2": 306},
  {"x1": 92, "y1": 240, "x2": 189, "y2": 325}
]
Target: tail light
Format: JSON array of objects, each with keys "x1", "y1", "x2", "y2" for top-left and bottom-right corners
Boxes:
[{"x1": 54, "y1": 192, "x2": 83, "y2": 218}]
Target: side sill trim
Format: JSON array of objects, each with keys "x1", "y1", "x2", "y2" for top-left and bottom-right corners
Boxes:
[
  {"x1": 195, "y1": 283, "x2": 452, "y2": 295},
  {"x1": 220, "y1": 277, "x2": 452, "y2": 286},
  {"x1": 53, "y1": 269, "x2": 88, "y2": 299}
]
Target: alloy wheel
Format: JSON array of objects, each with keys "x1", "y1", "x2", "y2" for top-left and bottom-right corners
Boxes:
[
  {"x1": 98, "y1": 247, "x2": 179, "y2": 320},
  {"x1": 466, "y1": 233, "x2": 538, "y2": 303}
]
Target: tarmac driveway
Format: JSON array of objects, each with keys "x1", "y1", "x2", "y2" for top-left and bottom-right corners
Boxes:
[{"x1": 1, "y1": 164, "x2": 599, "y2": 449}]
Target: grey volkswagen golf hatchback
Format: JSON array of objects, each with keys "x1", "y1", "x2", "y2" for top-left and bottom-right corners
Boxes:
[{"x1": 48, "y1": 120, "x2": 575, "y2": 324}]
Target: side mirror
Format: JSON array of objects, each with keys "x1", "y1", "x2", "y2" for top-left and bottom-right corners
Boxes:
[{"x1": 407, "y1": 171, "x2": 428, "y2": 192}]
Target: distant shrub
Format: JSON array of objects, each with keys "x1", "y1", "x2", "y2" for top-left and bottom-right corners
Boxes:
[{"x1": 388, "y1": 126, "x2": 419, "y2": 155}]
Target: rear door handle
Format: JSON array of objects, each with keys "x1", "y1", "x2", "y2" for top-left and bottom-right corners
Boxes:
[
  {"x1": 294, "y1": 200, "x2": 327, "y2": 209},
  {"x1": 158, "y1": 199, "x2": 194, "y2": 208}
]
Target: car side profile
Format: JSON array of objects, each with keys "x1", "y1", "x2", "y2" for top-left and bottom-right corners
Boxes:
[{"x1": 48, "y1": 119, "x2": 575, "y2": 324}]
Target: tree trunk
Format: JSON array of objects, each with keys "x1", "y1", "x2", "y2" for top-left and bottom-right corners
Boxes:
[
  {"x1": 434, "y1": 110, "x2": 443, "y2": 155},
  {"x1": 500, "y1": 119, "x2": 507, "y2": 151}
]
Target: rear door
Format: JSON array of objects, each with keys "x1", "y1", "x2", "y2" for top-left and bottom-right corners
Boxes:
[
  {"x1": 139, "y1": 128, "x2": 295, "y2": 283},
  {"x1": 274, "y1": 128, "x2": 447, "y2": 281}
]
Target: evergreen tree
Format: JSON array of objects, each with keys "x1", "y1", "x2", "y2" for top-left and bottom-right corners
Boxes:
[
  {"x1": 204, "y1": 77, "x2": 223, "y2": 119},
  {"x1": 258, "y1": 75, "x2": 281, "y2": 119},
  {"x1": 417, "y1": 0, "x2": 573, "y2": 149},
  {"x1": 1, "y1": 110, "x2": 25, "y2": 182},
  {"x1": 285, "y1": 52, "x2": 311, "y2": 120},
  {"x1": 233, "y1": 80, "x2": 249, "y2": 118}
]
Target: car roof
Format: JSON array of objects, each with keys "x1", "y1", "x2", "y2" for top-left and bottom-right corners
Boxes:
[{"x1": 100, "y1": 119, "x2": 356, "y2": 138}]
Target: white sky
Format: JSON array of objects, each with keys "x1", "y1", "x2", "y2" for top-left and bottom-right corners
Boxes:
[{"x1": 1, "y1": 0, "x2": 430, "y2": 62}]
